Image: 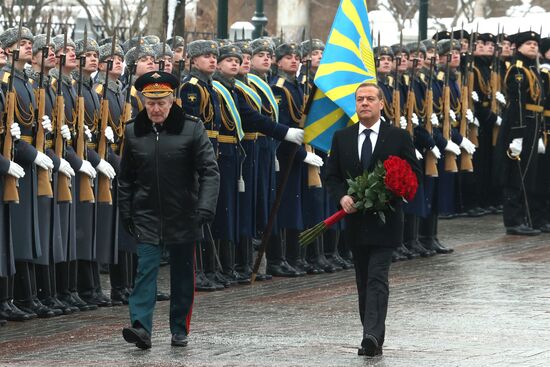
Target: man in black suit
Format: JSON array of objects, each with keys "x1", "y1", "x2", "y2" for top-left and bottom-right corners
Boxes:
[{"x1": 325, "y1": 83, "x2": 421, "y2": 357}]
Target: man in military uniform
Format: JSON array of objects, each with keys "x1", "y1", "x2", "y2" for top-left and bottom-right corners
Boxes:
[
  {"x1": 152, "y1": 42, "x2": 173, "y2": 74},
  {"x1": 495, "y1": 31, "x2": 543, "y2": 236},
  {"x1": 167, "y1": 35, "x2": 188, "y2": 81},
  {"x1": 124, "y1": 44, "x2": 156, "y2": 117}
]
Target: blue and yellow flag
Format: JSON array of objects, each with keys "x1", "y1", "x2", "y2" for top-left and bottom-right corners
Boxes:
[{"x1": 304, "y1": 0, "x2": 376, "y2": 152}]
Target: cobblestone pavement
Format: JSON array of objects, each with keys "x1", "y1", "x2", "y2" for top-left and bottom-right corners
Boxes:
[{"x1": 1, "y1": 214, "x2": 550, "y2": 367}]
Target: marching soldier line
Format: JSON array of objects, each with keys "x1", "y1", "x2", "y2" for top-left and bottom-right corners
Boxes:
[{"x1": 0, "y1": 24, "x2": 549, "y2": 327}]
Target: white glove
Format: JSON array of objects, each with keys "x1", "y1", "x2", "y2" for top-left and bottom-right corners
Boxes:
[
  {"x1": 96, "y1": 159, "x2": 116, "y2": 180},
  {"x1": 459, "y1": 137, "x2": 476, "y2": 155},
  {"x1": 79, "y1": 160, "x2": 97, "y2": 179},
  {"x1": 59, "y1": 158, "x2": 75, "y2": 178},
  {"x1": 471, "y1": 91, "x2": 479, "y2": 102},
  {"x1": 430, "y1": 113, "x2": 440, "y2": 128},
  {"x1": 10, "y1": 122, "x2": 21, "y2": 140},
  {"x1": 7, "y1": 161, "x2": 25, "y2": 179},
  {"x1": 84, "y1": 125, "x2": 92, "y2": 142},
  {"x1": 411, "y1": 113, "x2": 419, "y2": 127},
  {"x1": 449, "y1": 109, "x2": 457, "y2": 122},
  {"x1": 41, "y1": 116, "x2": 53, "y2": 133},
  {"x1": 472, "y1": 117, "x2": 480, "y2": 127},
  {"x1": 538, "y1": 138, "x2": 546, "y2": 154},
  {"x1": 104, "y1": 126, "x2": 115, "y2": 143},
  {"x1": 431, "y1": 146, "x2": 442, "y2": 159},
  {"x1": 399, "y1": 116, "x2": 407, "y2": 129},
  {"x1": 33, "y1": 151, "x2": 54, "y2": 170},
  {"x1": 466, "y1": 109, "x2": 474, "y2": 123},
  {"x1": 283, "y1": 128, "x2": 304, "y2": 145},
  {"x1": 303, "y1": 152, "x2": 324, "y2": 167},
  {"x1": 415, "y1": 149, "x2": 423, "y2": 160},
  {"x1": 445, "y1": 140, "x2": 461, "y2": 156},
  {"x1": 495, "y1": 91, "x2": 506, "y2": 105},
  {"x1": 508, "y1": 138, "x2": 523, "y2": 157},
  {"x1": 60, "y1": 124, "x2": 72, "y2": 140},
  {"x1": 495, "y1": 116, "x2": 502, "y2": 126}
]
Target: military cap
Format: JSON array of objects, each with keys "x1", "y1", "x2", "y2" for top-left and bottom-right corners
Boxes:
[
  {"x1": 75, "y1": 38, "x2": 100, "y2": 58},
  {"x1": 52, "y1": 34, "x2": 77, "y2": 54},
  {"x1": 32, "y1": 34, "x2": 55, "y2": 56},
  {"x1": 218, "y1": 44, "x2": 243, "y2": 63},
  {"x1": 124, "y1": 44, "x2": 155, "y2": 65},
  {"x1": 122, "y1": 37, "x2": 144, "y2": 53},
  {"x1": 216, "y1": 39, "x2": 232, "y2": 47},
  {"x1": 453, "y1": 30, "x2": 470, "y2": 41},
  {"x1": 98, "y1": 43, "x2": 124, "y2": 62},
  {"x1": 437, "y1": 39, "x2": 461, "y2": 55},
  {"x1": 391, "y1": 43, "x2": 409, "y2": 57},
  {"x1": 234, "y1": 40, "x2": 252, "y2": 55},
  {"x1": 167, "y1": 36, "x2": 185, "y2": 49},
  {"x1": 301, "y1": 39, "x2": 325, "y2": 55},
  {"x1": 0, "y1": 27, "x2": 34, "y2": 48},
  {"x1": 271, "y1": 36, "x2": 283, "y2": 49},
  {"x1": 144, "y1": 35, "x2": 160, "y2": 45},
  {"x1": 250, "y1": 38, "x2": 274, "y2": 55},
  {"x1": 512, "y1": 30, "x2": 540, "y2": 48},
  {"x1": 152, "y1": 42, "x2": 173, "y2": 59},
  {"x1": 541, "y1": 37, "x2": 550, "y2": 55},
  {"x1": 498, "y1": 33, "x2": 511, "y2": 43},
  {"x1": 421, "y1": 39, "x2": 437, "y2": 51},
  {"x1": 405, "y1": 42, "x2": 427, "y2": 56},
  {"x1": 135, "y1": 71, "x2": 178, "y2": 98},
  {"x1": 275, "y1": 42, "x2": 301, "y2": 61},
  {"x1": 187, "y1": 40, "x2": 219, "y2": 59},
  {"x1": 477, "y1": 33, "x2": 496, "y2": 43},
  {"x1": 432, "y1": 30, "x2": 451, "y2": 41},
  {"x1": 374, "y1": 45, "x2": 394, "y2": 59}
]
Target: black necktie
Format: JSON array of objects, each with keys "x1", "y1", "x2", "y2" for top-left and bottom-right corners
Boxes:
[{"x1": 361, "y1": 129, "x2": 372, "y2": 170}]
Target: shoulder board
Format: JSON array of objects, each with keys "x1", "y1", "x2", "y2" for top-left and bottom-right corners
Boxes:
[
  {"x1": 130, "y1": 86, "x2": 137, "y2": 97},
  {"x1": 275, "y1": 77, "x2": 285, "y2": 88},
  {"x1": 541, "y1": 68, "x2": 549, "y2": 74},
  {"x1": 28, "y1": 78, "x2": 34, "y2": 84},
  {"x1": 2, "y1": 72, "x2": 10, "y2": 84},
  {"x1": 186, "y1": 114, "x2": 201, "y2": 123},
  {"x1": 505, "y1": 60, "x2": 511, "y2": 70},
  {"x1": 189, "y1": 77, "x2": 199, "y2": 85},
  {"x1": 437, "y1": 71, "x2": 445, "y2": 81},
  {"x1": 71, "y1": 79, "x2": 76, "y2": 86},
  {"x1": 95, "y1": 84, "x2": 103, "y2": 94},
  {"x1": 516, "y1": 60, "x2": 523, "y2": 68},
  {"x1": 419, "y1": 73, "x2": 426, "y2": 83}
]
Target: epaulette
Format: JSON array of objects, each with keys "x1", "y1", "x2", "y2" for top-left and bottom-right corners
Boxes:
[
  {"x1": 419, "y1": 73, "x2": 426, "y2": 83},
  {"x1": 71, "y1": 79, "x2": 76, "y2": 86},
  {"x1": 275, "y1": 77, "x2": 285, "y2": 88},
  {"x1": 95, "y1": 84, "x2": 103, "y2": 94},
  {"x1": 437, "y1": 71, "x2": 445, "y2": 81},
  {"x1": 516, "y1": 60, "x2": 523, "y2": 68},
  {"x1": 2, "y1": 72, "x2": 10, "y2": 84},
  {"x1": 505, "y1": 60, "x2": 511, "y2": 70},
  {"x1": 386, "y1": 75, "x2": 394, "y2": 86},
  {"x1": 189, "y1": 77, "x2": 199, "y2": 85},
  {"x1": 186, "y1": 114, "x2": 201, "y2": 123},
  {"x1": 28, "y1": 78, "x2": 34, "y2": 85},
  {"x1": 403, "y1": 74, "x2": 410, "y2": 86},
  {"x1": 130, "y1": 86, "x2": 137, "y2": 97},
  {"x1": 541, "y1": 68, "x2": 549, "y2": 74}
]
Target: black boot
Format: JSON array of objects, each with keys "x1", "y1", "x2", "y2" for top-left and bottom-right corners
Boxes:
[
  {"x1": 284, "y1": 229, "x2": 306, "y2": 276},
  {"x1": 431, "y1": 215, "x2": 454, "y2": 254},
  {"x1": 405, "y1": 216, "x2": 434, "y2": 257},
  {"x1": 417, "y1": 215, "x2": 437, "y2": 256},
  {"x1": 266, "y1": 234, "x2": 301, "y2": 277}
]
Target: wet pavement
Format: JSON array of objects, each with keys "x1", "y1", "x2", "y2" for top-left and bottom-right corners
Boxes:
[{"x1": 1, "y1": 214, "x2": 550, "y2": 367}]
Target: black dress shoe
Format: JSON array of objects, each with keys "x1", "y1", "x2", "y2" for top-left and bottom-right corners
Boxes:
[
  {"x1": 253, "y1": 273, "x2": 272, "y2": 281},
  {"x1": 266, "y1": 263, "x2": 301, "y2": 277},
  {"x1": 539, "y1": 224, "x2": 550, "y2": 233},
  {"x1": 506, "y1": 225, "x2": 541, "y2": 236},
  {"x1": 206, "y1": 271, "x2": 235, "y2": 288},
  {"x1": 34, "y1": 297, "x2": 63, "y2": 316},
  {"x1": 438, "y1": 213, "x2": 455, "y2": 219},
  {"x1": 196, "y1": 271, "x2": 221, "y2": 291},
  {"x1": 397, "y1": 244, "x2": 417, "y2": 259},
  {"x1": 223, "y1": 270, "x2": 252, "y2": 285},
  {"x1": 361, "y1": 334, "x2": 383, "y2": 357},
  {"x1": 0, "y1": 301, "x2": 32, "y2": 321},
  {"x1": 58, "y1": 293, "x2": 92, "y2": 311},
  {"x1": 122, "y1": 327, "x2": 151, "y2": 350},
  {"x1": 156, "y1": 291, "x2": 171, "y2": 301},
  {"x1": 96, "y1": 290, "x2": 116, "y2": 306},
  {"x1": 391, "y1": 249, "x2": 407, "y2": 262},
  {"x1": 14, "y1": 299, "x2": 56, "y2": 318},
  {"x1": 71, "y1": 292, "x2": 98, "y2": 310},
  {"x1": 42, "y1": 296, "x2": 74, "y2": 315},
  {"x1": 171, "y1": 333, "x2": 188, "y2": 347},
  {"x1": 429, "y1": 238, "x2": 454, "y2": 254},
  {"x1": 467, "y1": 207, "x2": 485, "y2": 217},
  {"x1": 111, "y1": 288, "x2": 129, "y2": 305},
  {"x1": 405, "y1": 240, "x2": 434, "y2": 257},
  {"x1": 80, "y1": 292, "x2": 112, "y2": 307}
]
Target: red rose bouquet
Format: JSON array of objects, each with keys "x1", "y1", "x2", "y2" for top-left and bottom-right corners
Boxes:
[{"x1": 299, "y1": 155, "x2": 418, "y2": 246}]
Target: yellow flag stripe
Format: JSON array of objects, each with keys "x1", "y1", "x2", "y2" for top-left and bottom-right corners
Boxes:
[
  {"x1": 304, "y1": 108, "x2": 346, "y2": 141},
  {"x1": 324, "y1": 82, "x2": 363, "y2": 102},
  {"x1": 315, "y1": 62, "x2": 371, "y2": 79},
  {"x1": 327, "y1": 28, "x2": 361, "y2": 57},
  {"x1": 342, "y1": 0, "x2": 370, "y2": 50}
]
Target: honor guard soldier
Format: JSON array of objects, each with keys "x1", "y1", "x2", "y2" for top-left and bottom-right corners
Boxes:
[
  {"x1": 96, "y1": 42, "x2": 132, "y2": 304},
  {"x1": 0, "y1": 39, "x2": 29, "y2": 322},
  {"x1": 152, "y1": 42, "x2": 174, "y2": 74},
  {"x1": 167, "y1": 36, "x2": 188, "y2": 81},
  {"x1": 495, "y1": 31, "x2": 543, "y2": 236},
  {"x1": 0, "y1": 27, "x2": 57, "y2": 319},
  {"x1": 179, "y1": 39, "x2": 223, "y2": 291},
  {"x1": 269, "y1": 42, "x2": 323, "y2": 277},
  {"x1": 124, "y1": 43, "x2": 156, "y2": 117},
  {"x1": 50, "y1": 34, "x2": 99, "y2": 311}
]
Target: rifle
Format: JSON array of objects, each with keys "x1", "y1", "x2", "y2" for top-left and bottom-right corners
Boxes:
[
  {"x1": 459, "y1": 30, "x2": 474, "y2": 172},
  {"x1": 2, "y1": 20, "x2": 23, "y2": 203},
  {"x1": 392, "y1": 32, "x2": 403, "y2": 128},
  {"x1": 424, "y1": 38, "x2": 438, "y2": 177},
  {"x1": 119, "y1": 35, "x2": 141, "y2": 155},
  {"x1": 442, "y1": 30, "x2": 458, "y2": 172},
  {"x1": 173, "y1": 34, "x2": 184, "y2": 107},
  {"x1": 490, "y1": 28, "x2": 502, "y2": 146},
  {"x1": 97, "y1": 32, "x2": 118, "y2": 205},
  {"x1": 54, "y1": 29, "x2": 73, "y2": 203},
  {"x1": 36, "y1": 15, "x2": 54, "y2": 197},
  {"x1": 468, "y1": 28, "x2": 479, "y2": 147},
  {"x1": 405, "y1": 39, "x2": 420, "y2": 138}
]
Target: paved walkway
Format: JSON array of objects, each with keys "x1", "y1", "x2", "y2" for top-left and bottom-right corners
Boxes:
[{"x1": 1, "y1": 214, "x2": 549, "y2": 367}]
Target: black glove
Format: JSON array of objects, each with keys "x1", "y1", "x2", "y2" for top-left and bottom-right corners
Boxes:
[{"x1": 195, "y1": 209, "x2": 214, "y2": 226}]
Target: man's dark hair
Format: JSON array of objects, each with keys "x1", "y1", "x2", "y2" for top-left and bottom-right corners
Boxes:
[{"x1": 355, "y1": 82, "x2": 383, "y2": 100}]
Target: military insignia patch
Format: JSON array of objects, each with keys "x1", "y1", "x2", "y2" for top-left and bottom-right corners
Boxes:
[
  {"x1": 151, "y1": 72, "x2": 161, "y2": 79},
  {"x1": 275, "y1": 95, "x2": 282, "y2": 104},
  {"x1": 188, "y1": 93, "x2": 197, "y2": 103}
]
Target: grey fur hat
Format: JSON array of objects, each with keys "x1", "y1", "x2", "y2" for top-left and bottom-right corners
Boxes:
[
  {"x1": 75, "y1": 38, "x2": 100, "y2": 58},
  {"x1": 421, "y1": 39, "x2": 437, "y2": 51},
  {"x1": 144, "y1": 35, "x2": 160, "y2": 45},
  {"x1": 234, "y1": 40, "x2": 252, "y2": 55},
  {"x1": 167, "y1": 36, "x2": 185, "y2": 49},
  {"x1": 250, "y1": 38, "x2": 274, "y2": 55},
  {"x1": 437, "y1": 39, "x2": 461, "y2": 55},
  {"x1": 373, "y1": 45, "x2": 394, "y2": 58},
  {"x1": 301, "y1": 39, "x2": 325, "y2": 55},
  {"x1": 405, "y1": 42, "x2": 427, "y2": 56},
  {"x1": 152, "y1": 42, "x2": 173, "y2": 59},
  {"x1": 124, "y1": 44, "x2": 155, "y2": 65},
  {"x1": 216, "y1": 39, "x2": 232, "y2": 48},
  {"x1": 0, "y1": 27, "x2": 34, "y2": 48},
  {"x1": 275, "y1": 42, "x2": 301, "y2": 61},
  {"x1": 187, "y1": 40, "x2": 219, "y2": 59},
  {"x1": 98, "y1": 43, "x2": 125, "y2": 62},
  {"x1": 218, "y1": 45, "x2": 243, "y2": 63},
  {"x1": 32, "y1": 34, "x2": 55, "y2": 56},
  {"x1": 52, "y1": 34, "x2": 76, "y2": 54}
]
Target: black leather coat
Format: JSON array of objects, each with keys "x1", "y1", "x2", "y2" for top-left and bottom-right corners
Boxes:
[{"x1": 118, "y1": 103, "x2": 220, "y2": 245}]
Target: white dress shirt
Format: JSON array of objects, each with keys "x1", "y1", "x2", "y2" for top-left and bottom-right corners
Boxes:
[{"x1": 358, "y1": 120, "x2": 381, "y2": 161}]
